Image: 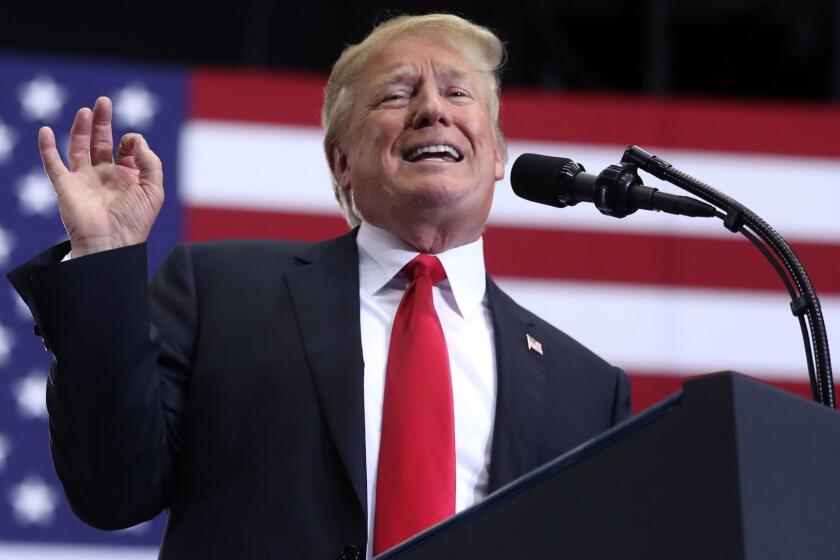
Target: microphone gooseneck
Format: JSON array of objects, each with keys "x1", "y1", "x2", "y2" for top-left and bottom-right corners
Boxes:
[
  {"x1": 510, "y1": 147, "x2": 833, "y2": 409},
  {"x1": 622, "y1": 145, "x2": 833, "y2": 408}
]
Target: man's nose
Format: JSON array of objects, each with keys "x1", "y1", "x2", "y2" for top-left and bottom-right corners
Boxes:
[{"x1": 410, "y1": 87, "x2": 451, "y2": 128}]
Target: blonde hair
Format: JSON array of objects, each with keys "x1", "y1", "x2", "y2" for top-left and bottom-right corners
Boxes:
[{"x1": 322, "y1": 13, "x2": 507, "y2": 227}]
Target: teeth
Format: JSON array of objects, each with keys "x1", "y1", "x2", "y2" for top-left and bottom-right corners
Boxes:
[{"x1": 406, "y1": 144, "x2": 462, "y2": 161}]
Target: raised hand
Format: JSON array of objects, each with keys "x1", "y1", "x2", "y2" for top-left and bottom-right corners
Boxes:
[{"x1": 39, "y1": 96, "x2": 164, "y2": 258}]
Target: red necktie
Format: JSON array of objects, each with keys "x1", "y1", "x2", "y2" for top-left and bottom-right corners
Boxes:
[{"x1": 373, "y1": 255, "x2": 455, "y2": 555}]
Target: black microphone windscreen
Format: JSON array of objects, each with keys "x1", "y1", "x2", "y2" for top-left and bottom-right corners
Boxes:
[{"x1": 510, "y1": 153, "x2": 573, "y2": 207}]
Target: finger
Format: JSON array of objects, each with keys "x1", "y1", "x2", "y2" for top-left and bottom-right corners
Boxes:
[
  {"x1": 90, "y1": 97, "x2": 114, "y2": 166},
  {"x1": 116, "y1": 134, "x2": 139, "y2": 171},
  {"x1": 125, "y1": 134, "x2": 164, "y2": 191},
  {"x1": 38, "y1": 126, "x2": 70, "y2": 185},
  {"x1": 67, "y1": 107, "x2": 93, "y2": 171}
]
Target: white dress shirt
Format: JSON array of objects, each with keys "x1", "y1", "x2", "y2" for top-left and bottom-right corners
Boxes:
[{"x1": 357, "y1": 222, "x2": 497, "y2": 558}]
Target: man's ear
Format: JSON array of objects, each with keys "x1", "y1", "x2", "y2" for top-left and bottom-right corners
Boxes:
[
  {"x1": 493, "y1": 140, "x2": 506, "y2": 182},
  {"x1": 328, "y1": 143, "x2": 352, "y2": 191}
]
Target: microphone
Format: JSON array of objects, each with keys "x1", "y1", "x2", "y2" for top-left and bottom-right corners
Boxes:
[{"x1": 511, "y1": 153, "x2": 716, "y2": 218}]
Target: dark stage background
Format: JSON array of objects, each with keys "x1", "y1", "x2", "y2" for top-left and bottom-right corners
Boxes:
[{"x1": 2, "y1": 0, "x2": 839, "y2": 102}]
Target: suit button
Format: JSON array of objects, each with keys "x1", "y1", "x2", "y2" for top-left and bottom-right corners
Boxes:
[{"x1": 340, "y1": 545, "x2": 360, "y2": 560}]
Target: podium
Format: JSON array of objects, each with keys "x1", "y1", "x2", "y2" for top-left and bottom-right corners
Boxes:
[{"x1": 378, "y1": 373, "x2": 840, "y2": 559}]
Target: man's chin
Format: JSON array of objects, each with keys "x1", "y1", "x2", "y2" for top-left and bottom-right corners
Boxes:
[{"x1": 401, "y1": 182, "x2": 469, "y2": 209}]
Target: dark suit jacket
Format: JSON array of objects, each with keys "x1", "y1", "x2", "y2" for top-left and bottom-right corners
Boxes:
[{"x1": 8, "y1": 229, "x2": 630, "y2": 559}]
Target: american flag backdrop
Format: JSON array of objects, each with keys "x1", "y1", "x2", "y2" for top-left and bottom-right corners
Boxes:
[{"x1": 1, "y1": 53, "x2": 839, "y2": 557}]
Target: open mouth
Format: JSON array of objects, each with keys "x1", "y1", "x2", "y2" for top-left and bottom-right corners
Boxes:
[{"x1": 403, "y1": 144, "x2": 464, "y2": 162}]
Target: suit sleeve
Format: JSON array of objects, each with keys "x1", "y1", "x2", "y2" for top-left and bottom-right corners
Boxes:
[{"x1": 6, "y1": 242, "x2": 196, "y2": 530}]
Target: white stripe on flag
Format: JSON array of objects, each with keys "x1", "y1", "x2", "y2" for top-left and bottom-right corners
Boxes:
[
  {"x1": 180, "y1": 121, "x2": 336, "y2": 213},
  {"x1": 180, "y1": 121, "x2": 840, "y2": 242},
  {"x1": 0, "y1": 543, "x2": 157, "y2": 560}
]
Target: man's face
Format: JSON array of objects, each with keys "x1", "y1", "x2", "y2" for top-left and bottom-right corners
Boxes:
[{"x1": 331, "y1": 34, "x2": 505, "y2": 246}]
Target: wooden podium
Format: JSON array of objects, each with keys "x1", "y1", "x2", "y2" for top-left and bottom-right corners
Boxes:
[{"x1": 378, "y1": 373, "x2": 840, "y2": 559}]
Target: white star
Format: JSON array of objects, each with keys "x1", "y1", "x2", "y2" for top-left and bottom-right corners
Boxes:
[
  {"x1": 18, "y1": 74, "x2": 67, "y2": 122},
  {"x1": 0, "y1": 434, "x2": 11, "y2": 472},
  {"x1": 16, "y1": 169, "x2": 57, "y2": 216},
  {"x1": 0, "y1": 223, "x2": 15, "y2": 268},
  {"x1": 112, "y1": 83, "x2": 159, "y2": 129},
  {"x1": 0, "y1": 119, "x2": 16, "y2": 165},
  {"x1": 11, "y1": 289, "x2": 32, "y2": 321},
  {"x1": 0, "y1": 322, "x2": 15, "y2": 369},
  {"x1": 13, "y1": 371, "x2": 48, "y2": 420},
  {"x1": 8, "y1": 475, "x2": 59, "y2": 526}
]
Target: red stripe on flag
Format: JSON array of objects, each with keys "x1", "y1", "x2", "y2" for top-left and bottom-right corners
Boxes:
[
  {"x1": 501, "y1": 91, "x2": 840, "y2": 158},
  {"x1": 186, "y1": 206, "x2": 349, "y2": 243},
  {"x1": 190, "y1": 68, "x2": 325, "y2": 127},
  {"x1": 190, "y1": 70, "x2": 840, "y2": 157},
  {"x1": 628, "y1": 372, "x2": 814, "y2": 413},
  {"x1": 483, "y1": 224, "x2": 840, "y2": 295},
  {"x1": 185, "y1": 207, "x2": 840, "y2": 295}
]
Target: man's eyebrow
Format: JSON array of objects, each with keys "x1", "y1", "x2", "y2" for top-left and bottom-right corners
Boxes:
[
  {"x1": 371, "y1": 67, "x2": 414, "y2": 87},
  {"x1": 376, "y1": 64, "x2": 472, "y2": 89}
]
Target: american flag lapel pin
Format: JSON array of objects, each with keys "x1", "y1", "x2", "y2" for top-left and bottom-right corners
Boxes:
[{"x1": 526, "y1": 333, "x2": 543, "y2": 355}]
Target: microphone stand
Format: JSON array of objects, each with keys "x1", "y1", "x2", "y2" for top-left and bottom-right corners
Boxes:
[{"x1": 621, "y1": 145, "x2": 835, "y2": 408}]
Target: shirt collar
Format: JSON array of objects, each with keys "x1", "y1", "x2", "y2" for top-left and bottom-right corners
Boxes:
[{"x1": 356, "y1": 221, "x2": 487, "y2": 319}]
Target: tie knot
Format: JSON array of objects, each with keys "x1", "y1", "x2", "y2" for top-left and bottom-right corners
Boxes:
[{"x1": 404, "y1": 254, "x2": 446, "y2": 285}]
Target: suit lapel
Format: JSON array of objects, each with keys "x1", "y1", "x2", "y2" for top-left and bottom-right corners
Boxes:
[
  {"x1": 283, "y1": 239, "x2": 547, "y2": 508},
  {"x1": 486, "y1": 278, "x2": 547, "y2": 492},
  {"x1": 284, "y1": 230, "x2": 368, "y2": 515}
]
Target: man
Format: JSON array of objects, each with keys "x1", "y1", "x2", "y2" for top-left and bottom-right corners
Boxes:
[{"x1": 8, "y1": 14, "x2": 630, "y2": 559}]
